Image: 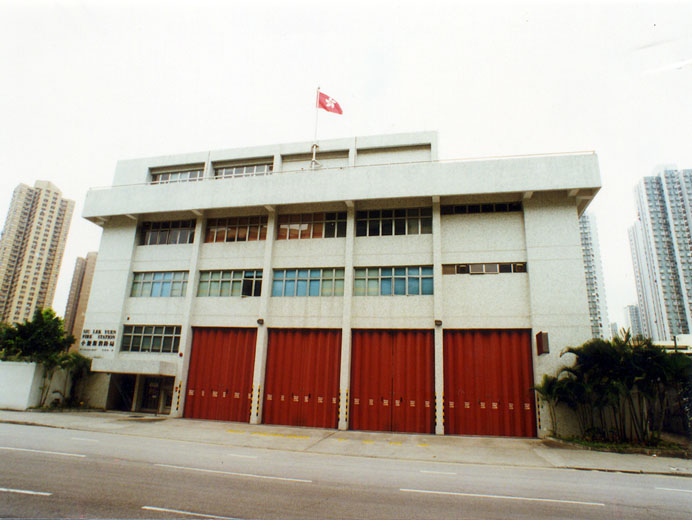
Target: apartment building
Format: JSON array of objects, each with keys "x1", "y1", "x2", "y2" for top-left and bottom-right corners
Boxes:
[
  {"x1": 0, "y1": 181, "x2": 74, "y2": 323},
  {"x1": 629, "y1": 169, "x2": 692, "y2": 340},
  {"x1": 64, "y1": 252, "x2": 98, "y2": 350},
  {"x1": 579, "y1": 212, "x2": 610, "y2": 339},
  {"x1": 78, "y1": 132, "x2": 600, "y2": 438}
]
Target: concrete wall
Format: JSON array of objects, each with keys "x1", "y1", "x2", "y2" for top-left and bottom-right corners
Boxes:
[{"x1": 0, "y1": 361, "x2": 73, "y2": 410}]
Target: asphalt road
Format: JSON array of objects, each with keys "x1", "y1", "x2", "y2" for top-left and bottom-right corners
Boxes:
[{"x1": 1, "y1": 423, "x2": 691, "y2": 519}]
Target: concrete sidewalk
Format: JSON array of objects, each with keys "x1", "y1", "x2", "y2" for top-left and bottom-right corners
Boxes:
[{"x1": 1, "y1": 409, "x2": 690, "y2": 477}]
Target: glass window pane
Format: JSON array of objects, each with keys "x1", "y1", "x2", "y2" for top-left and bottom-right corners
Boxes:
[
  {"x1": 381, "y1": 278, "x2": 392, "y2": 295},
  {"x1": 151, "y1": 337, "x2": 162, "y2": 352},
  {"x1": 298, "y1": 269, "x2": 309, "y2": 279},
  {"x1": 354, "y1": 279, "x2": 365, "y2": 296},
  {"x1": 284, "y1": 280, "x2": 296, "y2": 296},
  {"x1": 151, "y1": 282, "x2": 162, "y2": 297},
  {"x1": 368, "y1": 220, "x2": 380, "y2": 236},
  {"x1": 355, "y1": 220, "x2": 367, "y2": 236},
  {"x1": 309, "y1": 279, "x2": 320, "y2": 296},
  {"x1": 334, "y1": 279, "x2": 344, "y2": 296},
  {"x1": 273, "y1": 270, "x2": 284, "y2": 280},
  {"x1": 367, "y1": 279, "x2": 379, "y2": 296},
  {"x1": 336, "y1": 221, "x2": 346, "y2": 237},
  {"x1": 209, "y1": 281, "x2": 220, "y2": 296},
  {"x1": 296, "y1": 279, "x2": 307, "y2": 296},
  {"x1": 408, "y1": 277, "x2": 420, "y2": 295},
  {"x1": 394, "y1": 219, "x2": 406, "y2": 235},
  {"x1": 310, "y1": 269, "x2": 321, "y2": 279},
  {"x1": 421, "y1": 277, "x2": 434, "y2": 295},
  {"x1": 394, "y1": 278, "x2": 406, "y2": 295},
  {"x1": 232, "y1": 280, "x2": 241, "y2": 296},
  {"x1": 220, "y1": 281, "x2": 231, "y2": 296},
  {"x1": 421, "y1": 266, "x2": 433, "y2": 276},
  {"x1": 395, "y1": 267, "x2": 406, "y2": 276},
  {"x1": 354, "y1": 268, "x2": 366, "y2": 278},
  {"x1": 321, "y1": 279, "x2": 333, "y2": 296},
  {"x1": 272, "y1": 280, "x2": 283, "y2": 296},
  {"x1": 285, "y1": 270, "x2": 296, "y2": 279},
  {"x1": 381, "y1": 219, "x2": 393, "y2": 235},
  {"x1": 421, "y1": 218, "x2": 432, "y2": 234},
  {"x1": 325, "y1": 221, "x2": 336, "y2": 238},
  {"x1": 380, "y1": 268, "x2": 392, "y2": 277},
  {"x1": 408, "y1": 267, "x2": 420, "y2": 276},
  {"x1": 408, "y1": 218, "x2": 419, "y2": 234}
]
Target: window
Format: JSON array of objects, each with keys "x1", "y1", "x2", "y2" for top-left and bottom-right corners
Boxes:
[
  {"x1": 214, "y1": 162, "x2": 273, "y2": 179},
  {"x1": 140, "y1": 220, "x2": 196, "y2": 245},
  {"x1": 130, "y1": 271, "x2": 188, "y2": 297},
  {"x1": 121, "y1": 325, "x2": 181, "y2": 353},
  {"x1": 150, "y1": 168, "x2": 204, "y2": 184},
  {"x1": 277, "y1": 212, "x2": 347, "y2": 240},
  {"x1": 354, "y1": 266, "x2": 433, "y2": 296},
  {"x1": 272, "y1": 268, "x2": 345, "y2": 296},
  {"x1": 205, "y1": 216, "x2": 267, "y2": 242},
  {"x1": 197, "y1": 270, "x2": 262, "y2": 297},
  {"x1": 440, "y1": 202, "x2": 522, "y2": 215},
  {"x1": 442, "y1": 263, "x2": 527, "y2": 275},
  {"x1": 356, "y1": 208, "x2": 432, "y2": 237}
]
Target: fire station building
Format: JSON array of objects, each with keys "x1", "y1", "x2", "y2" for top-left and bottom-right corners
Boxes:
[{"x1": 79, "y1": 132, "x2": 600, "y2": 438}]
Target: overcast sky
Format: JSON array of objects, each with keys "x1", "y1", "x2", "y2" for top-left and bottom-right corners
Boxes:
[{"x1": 1, "y1": 0, "x2": 691, "y2": 327}]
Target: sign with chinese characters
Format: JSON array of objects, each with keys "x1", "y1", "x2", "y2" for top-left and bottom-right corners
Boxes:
[{"x1": 79, "y1": 327, "x2": 118, "y2": 355}]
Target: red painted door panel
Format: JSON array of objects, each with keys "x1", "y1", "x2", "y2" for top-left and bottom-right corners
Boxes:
[
  {"x1": 350, "y1": 330, "x2": 434, "y2": 434},
  {"x1": 184, "y1": 327, "x2": 256, "y2": 422},
  {"x1": 263, "y1": 329, "x2": 341, "y2": 428},
  {"x1": 443, "y1": 329, "x2": 536, "y2": 437},
  {"x1": 350, "y1": 330, "x2": 393, "y2": 432}
]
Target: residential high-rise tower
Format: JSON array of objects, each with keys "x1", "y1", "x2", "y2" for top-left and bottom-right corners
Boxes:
[
  {"x1": 579, "y1": 212, "x2": 610, "y2": 339},
  {"x1": 0, "y1": 181, "x2": 74, "y2": 323},
  {"x1": 64, "y1": 252, "x2": 98, "y2": 349},
  {"x1": 629, "y1": 169, "x2": 692, "y2": 340}
]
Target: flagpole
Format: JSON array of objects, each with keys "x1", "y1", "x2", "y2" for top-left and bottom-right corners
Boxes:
[{"x1": 312, "y1": 87, "x2": 320, "y2": 169}]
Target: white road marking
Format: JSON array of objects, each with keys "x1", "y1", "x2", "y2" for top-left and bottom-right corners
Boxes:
[
  {"x1": 142, "y1": 506, "x2": 242, "y2": 519},
  {"x1": 656, "y1": 487, "x2": 692, "y2": 494},
  {"x1": 71, "y1": 437, "x2": 98, "y2": 442},
  {"x1": 420, "y1": 470, "x2": 457, "y2": 475},
  {"x1": 400, "y1": 488, "x2": 605, "y2": 506},
  {"x1": 0, "y1": 487, "x2": 52, "y2": 496},
  {"x1": 155, "y1": 463, "x2": 312, "y2": 483},
  {"x1": 224, "y1": 453, "x2": 257, "y2": 459},
  {"x1": 0, "y1": 446, "x2": 86, "y2": 458}
]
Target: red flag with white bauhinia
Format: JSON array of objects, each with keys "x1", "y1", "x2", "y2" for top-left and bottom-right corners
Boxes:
[{"x1": 317, "y1": 91, "x2": 343, "y2": 114}]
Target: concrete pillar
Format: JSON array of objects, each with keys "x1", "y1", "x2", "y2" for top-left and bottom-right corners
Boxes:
[
  {"x1": 171, "y1": 214, "x2": 205, "y2": 417},
  {"x1": 338, "y1": 201, "x2": 355, "y2": 430},
  {"x1": 432, "y1": 196, "x2": 445, "y2": 435},
  {"x1": 250, "y1": 207, "x2": 276, "y2": 424}
]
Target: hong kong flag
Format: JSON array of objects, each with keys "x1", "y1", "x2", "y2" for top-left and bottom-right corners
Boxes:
[{"x1": 317, "y1": 91, "x2": 343, "y2": 114}]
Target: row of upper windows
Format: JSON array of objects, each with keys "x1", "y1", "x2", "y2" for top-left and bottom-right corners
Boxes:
[
  {"x1": 149, "y1": 162, "x2": 273, "y2": 184},
  {"x1": 137, "y1": 204, "x2": 522, "y2": 245},
  {"x1": 129, "y1": 267, "x2": 434, "y2": 298}
]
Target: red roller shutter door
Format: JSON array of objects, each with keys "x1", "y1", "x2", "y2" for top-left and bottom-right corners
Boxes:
[
  {"x1": 350, "y1": 330, "x2": 434, "y2": 434},
  {"x1": 263, "y1": 329, "x2": 341, "y2": 429},
  {"x1": 443, "y1": 329, "x2": 536, "y2": 437},
  {"x1": 184, "y1": 327, "x2": 256, "y2": 422}
]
